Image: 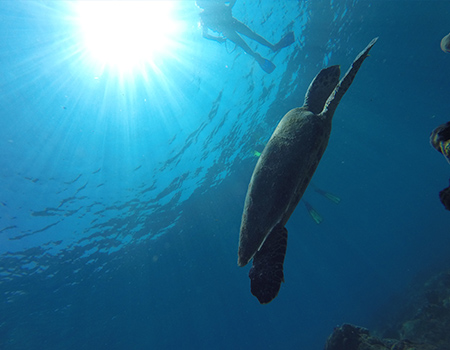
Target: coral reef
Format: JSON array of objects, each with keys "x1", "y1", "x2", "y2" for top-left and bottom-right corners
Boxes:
[
  {"x1": 324, "y1": 324, "x2": 437, "y2": 350},
  {"x1": 395, "y1": 271, "x2": 450, "y2": 349},
  {"x1": 325, "y1": 271, "x2": 450, "y2": 350}
]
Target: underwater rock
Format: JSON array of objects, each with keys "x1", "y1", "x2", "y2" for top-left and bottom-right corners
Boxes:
[
  {"x1": 441, "y1": 33, "x2": 450, "y2": 53},
  {"x1": 324, "y1": 324, "x2": 438, "y2": 350},
  {"x1": 324, "y1": 324, "x2": 382, "y2": 350}
]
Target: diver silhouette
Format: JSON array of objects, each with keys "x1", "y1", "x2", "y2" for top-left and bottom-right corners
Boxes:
[
  {"x1": 430, "y1": 121, "x2": 450, "y2": 211},
  {"x1": 196, "y1": 0, "x2": 295, "y2": 73}
]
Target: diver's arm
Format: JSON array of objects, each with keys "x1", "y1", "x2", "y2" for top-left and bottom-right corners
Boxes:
[{"x1": 202, "y1": 27, "x2": 226, "y2": 43}]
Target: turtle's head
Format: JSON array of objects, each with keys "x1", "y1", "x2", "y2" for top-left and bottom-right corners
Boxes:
[{"x1": 303, "y1": 65, "x2": 340, "y2": 115}]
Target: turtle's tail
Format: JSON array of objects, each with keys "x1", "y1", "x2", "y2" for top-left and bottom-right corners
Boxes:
[{"x1": 321, "y1": 37, "x2": 378, "y2": 120}]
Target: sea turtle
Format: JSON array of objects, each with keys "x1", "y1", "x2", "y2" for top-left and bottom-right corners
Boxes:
[{"x1": 238, "y1": 38, "x2": 378, "y2": 304}]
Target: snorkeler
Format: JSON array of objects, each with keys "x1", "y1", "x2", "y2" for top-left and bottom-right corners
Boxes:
[
  {"x1": 430, "y1": 121, "x2": 450, "y2": 210},
  {"x1": 196, "y1": 0, "x2": 295, "y2": 73}
]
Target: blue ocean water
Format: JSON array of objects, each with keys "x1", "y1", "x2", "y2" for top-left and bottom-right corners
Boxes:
[{"x1": 1, "y1": 0, "x2": 450, "y2": 349}]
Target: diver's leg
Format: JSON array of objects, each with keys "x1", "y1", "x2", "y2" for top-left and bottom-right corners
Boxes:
[
  {"x1": 223, "y1": 30, "x2": 275, "y2": 73},
  {"x1": 232, "y1": 19, "x2": 276, "y2": 50},
  {"x1": 233, "y1": 19, "x2": 295, "y2": 52},
  {"x1": 223, "y1": 30, "x2": 259, "y2": 58}
]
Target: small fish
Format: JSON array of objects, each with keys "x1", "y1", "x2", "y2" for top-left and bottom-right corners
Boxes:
[{"x1": 64, "y1": 174, "x2": 82, "y2": 185}]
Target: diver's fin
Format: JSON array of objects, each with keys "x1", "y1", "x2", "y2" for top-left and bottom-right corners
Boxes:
[
  {"x1": 274, "y1": 32, "x2": 295, "y2": 51},
  {"x1": 310, "y1": 183, "x2": 341, "y2": 204},
  {"x1": 249, "y1": 224, "x2": 287, "y2": 304},
  {"x1": 258, "y1": 58, "x2": 276, "y2": 74},
  {"x1": 303, "y1": 200, "x2": 323, "y2": 224},
  {"x1": 315, "y1": 187, "x2": 341, "y2": 204}
]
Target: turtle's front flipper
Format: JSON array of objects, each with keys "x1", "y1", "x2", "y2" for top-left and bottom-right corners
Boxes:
[
  {"x1": 249, "y1": 224, "x2": 288, "y2": 304},
  {"x1": 303, "y1": 65, "x2": 340, "y2": 114},
  {"x1": 322, "y1": 37, "x2": 378, "y2": 120}
]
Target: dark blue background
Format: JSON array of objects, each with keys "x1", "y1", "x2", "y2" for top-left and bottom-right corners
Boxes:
[{"x1": 1, "y1": 1, "x2": 449, "y2": 349}]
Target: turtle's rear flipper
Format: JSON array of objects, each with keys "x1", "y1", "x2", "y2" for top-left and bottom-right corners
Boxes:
[{"x1": 249, "y1": 224, "x2": 288, "y2": 304}]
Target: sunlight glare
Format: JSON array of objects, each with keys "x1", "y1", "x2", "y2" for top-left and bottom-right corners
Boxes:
[{"x1": 75, "y1": 1, "x2": 179, "y2": 71}]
